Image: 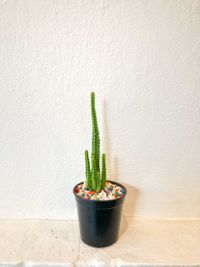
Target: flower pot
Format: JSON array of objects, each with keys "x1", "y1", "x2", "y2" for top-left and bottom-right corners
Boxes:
[{"x1": 73, "y1": 180, "x2": 127, "y2": 247}]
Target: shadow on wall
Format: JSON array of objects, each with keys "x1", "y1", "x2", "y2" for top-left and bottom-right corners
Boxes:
[
  {"x1": 119, "y1": 182, "x2": 139, "y2": 237},
  {"x1": 103, "y1": 100, "x2": 140, "y2": 237}
]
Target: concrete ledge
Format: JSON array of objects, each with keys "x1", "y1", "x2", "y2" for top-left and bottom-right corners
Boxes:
[{"x1": 0, "y1": 218, "x2": 200, "y2": 267}]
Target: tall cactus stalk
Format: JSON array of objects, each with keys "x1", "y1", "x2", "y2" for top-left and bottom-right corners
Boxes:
[
  {"x1": 91, "y1": 92, "x2": 100, "y2": 172},
  {"x1": 101, "y1": 154, "x2": 106, "y2": 190},
  {"x1": 84, "y1": 92, "x2": 107, "y2": 193}
]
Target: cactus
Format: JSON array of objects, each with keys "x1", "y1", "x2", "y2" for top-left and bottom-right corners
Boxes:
[
  {"x1": 101, "y1": 154, "x2": 106, "y2": 190},
  {"x1": 91, "y1": 153, "x2": 97, "y2": 191},
  {"x1": 84, "y1": 92, "x2": 107, "y2": 193},
  {"x1": 91, "y1": 92, "x2": 100, "y2": 172},
  {"x1": 85, "y1": 150, "x2": 91, "y2": 189}
]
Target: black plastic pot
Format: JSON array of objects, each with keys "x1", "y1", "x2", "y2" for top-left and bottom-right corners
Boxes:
[{"x1": 73, "y1": 180, "x2": 127, "y2": 247}]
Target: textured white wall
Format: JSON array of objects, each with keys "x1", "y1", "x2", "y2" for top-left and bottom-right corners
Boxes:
[{"x1": 0, "y1": 0, "x2": 200, "y2": 219}]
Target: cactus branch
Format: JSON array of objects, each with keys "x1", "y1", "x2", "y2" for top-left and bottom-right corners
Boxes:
[
  {"x1": 96, "y1": 171, "x2": 101, "y2": 193},
  {"x1": 85, "y1": 150, "x2": 91, "y2": 189},
  {"x1": 91, "y1": 153, "x2": 97, "y2": 191},
  {"x1": 91, "y1": 92, "x2": 100, "y2": 172},
  {"x1": 101, "y1": 153, "x2": 106, "y2": 189}
]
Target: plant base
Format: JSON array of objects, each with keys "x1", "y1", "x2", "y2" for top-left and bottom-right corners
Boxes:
[{"x1": 73, "y1": 180, "x2": 127, "y2": 247}]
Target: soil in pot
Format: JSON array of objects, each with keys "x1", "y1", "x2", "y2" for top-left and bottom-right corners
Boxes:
[{"x1": 75, "y1": 181, "x2": 126, "y2": 200}]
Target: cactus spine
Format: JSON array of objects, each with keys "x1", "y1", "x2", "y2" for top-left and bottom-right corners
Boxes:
[{"x1": 84, "y1": 92, "x2": 107, "y2": 193}]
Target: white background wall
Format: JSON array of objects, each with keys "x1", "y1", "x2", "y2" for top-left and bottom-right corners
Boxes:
[{"x1": 0, "y1": 0, "x2": 200, "y2": 219}]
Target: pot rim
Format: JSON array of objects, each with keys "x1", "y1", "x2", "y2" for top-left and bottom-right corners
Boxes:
[{"x1": 73, "y1": 180, "x2": 127, "y2": 202}]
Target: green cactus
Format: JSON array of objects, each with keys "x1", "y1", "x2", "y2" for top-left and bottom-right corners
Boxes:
[
  {"x1": 84, "y1": 92, "x2": 107, "y2": 193},
  {"x1": 101, "y1": 154, "x2": 106, "y2": 189},
  {"x1": 96, "y1": 171, "x2": 101, "y2": 193},
  {"x1": 91, "y1": 153, "x2": 97, "y2": 191},
  {"x1": 91, "y1": 92, "x2": 100, "y2": 172},
  {"x1": 85, "y1": 150, "x2": 91, "y2": 189}
]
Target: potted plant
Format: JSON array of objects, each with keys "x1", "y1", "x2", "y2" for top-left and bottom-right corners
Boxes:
[{"x1": 73, "y1": 92, "x2": 127, "y2": 247}]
